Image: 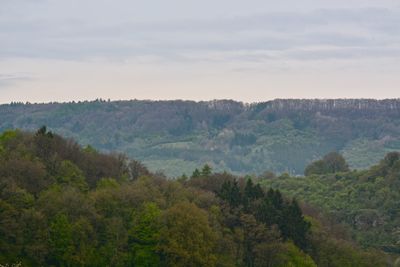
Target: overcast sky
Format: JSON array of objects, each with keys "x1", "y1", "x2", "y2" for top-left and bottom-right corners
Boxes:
[{"x1": 1, "y1": 0, "x2": 400, "y2": 103}]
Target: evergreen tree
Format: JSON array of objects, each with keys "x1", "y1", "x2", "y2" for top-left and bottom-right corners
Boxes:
[
  {"x1": 281, "y1": 199, "x2": 311, "y2": 251},
  {"x1": 201, "y1": 164, "x2": 212, "y2": 177},
  {"x1": 244, "y1": 178, "x2": 264, "y2": 201},
  {"x1": 191, "y1": 168, "x2": 201, "y2": 179},
  {"x1": 218, "y1": 179, "x2": 242, "y2": 208}
]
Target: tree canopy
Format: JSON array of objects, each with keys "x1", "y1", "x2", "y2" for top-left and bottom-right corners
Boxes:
[
  {"x1": 304, "y1": 152, "x2": 349, "y2": 176},
  {"x1": 0, "y1": 129, "x2": 390, "y2": 266}
]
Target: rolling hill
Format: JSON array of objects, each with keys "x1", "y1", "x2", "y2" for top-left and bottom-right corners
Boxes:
[{"x1": 1, "y1": 99, "x2": 400, "y2": 176}]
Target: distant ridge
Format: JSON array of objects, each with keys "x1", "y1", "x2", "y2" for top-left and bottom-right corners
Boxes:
[
  {"x1": 1, "y1": 98, "x2": 400, "y2": 176},
  {"x1": 4, "y1": 98, "x2": 400, "y2": 110},
  {"x1": 256, "y1": 99, "x2": 400, "y2": 110}
]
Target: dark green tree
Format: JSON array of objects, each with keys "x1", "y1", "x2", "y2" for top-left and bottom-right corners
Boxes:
[
  {"x1": 305, "y1": 152, "x2": 349, "y2": 176},
  {"x1": 281, "y1": 199, "x2": 311, "y2": 251},
  {"x1": 244, "y1": 178, "x2": 264, "y2": 201},
  {"x1": 191, "y1": 168, "x2": 201, "y2": 179},
  {"x1": 128, "y1": 202, "x2": 161, "y2": 267},
  {"x1": 218, "y1": 180, "x2": 242, "y2": 208},
  {"x1": 201, "y1": 164, "x2": 212, "y2": 177},
  {"x1": 48, "y1": 214, "x2": 73, "y2": 266}
]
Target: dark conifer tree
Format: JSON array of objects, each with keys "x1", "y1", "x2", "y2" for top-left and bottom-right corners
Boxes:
[
  {"x1": 201, "y1": 164, "x2": 212, "y2": 177},
  {"x1": 191, "y1": 168, "x2": 201, "y2": 178}
]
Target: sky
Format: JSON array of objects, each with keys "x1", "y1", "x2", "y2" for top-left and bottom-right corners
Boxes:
[{"x1": 1, "y1": 0, "x2": 400, "y2": 103}]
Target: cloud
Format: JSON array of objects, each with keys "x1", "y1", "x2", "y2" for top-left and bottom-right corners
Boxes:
[
  {"x1": 1, "y1": 1, "x2": 400, "y2": 104},
  {"x1": 0, "y1": 73, "x2": 33, "y2": 88},
  {"x1": 1, "y1": 6, "x2": 399, "y2": 64}
]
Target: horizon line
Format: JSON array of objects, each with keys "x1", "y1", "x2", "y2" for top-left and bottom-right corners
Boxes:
[{"x1": 2, "y1": 97, "x2": 400, "y2": 106}]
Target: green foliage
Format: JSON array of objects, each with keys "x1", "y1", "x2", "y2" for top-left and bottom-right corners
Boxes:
[
  {"x1": 218, "y1": 179, "x2": 242, "y2": 208},
  {"x1": 191, "y1": 168, "x2": 201, "y2": 178},
  {"x1": 0, "y1": 129, "x2": 389, "y2": 266},
  {"x1": 48, "y1": 214, "x2": 74, "y2": 266},
  {"x1": 280, "y1": 242, "x2": 317, "y2": 267},
  {"x1": 2, "y1": 99, "x2": 400, "y2": 177},
  {"x1": 159, "y1": 202, "x2": 217, "y2": 267},
  {"x1": 56, "y1": 160, "x2": 88, "y2": 191},
  {"x1": 96, "y1": 177, "x2": 120, "y2": 190},
  {"x1": 201, "y1": 164, "x2": 212, "y2": 177},
  {"x1": 263, "y1": 152, "x2": 400, "y2": 255},
  {"x1": 305, "y1": 152, "x2": 349, "y2": 176},
  {"x1": 129, "y1": 203, "x2": 161, "y2": 266},
  {"x1": 0, "y1": 130, "x2": 18, "y2": 144}
]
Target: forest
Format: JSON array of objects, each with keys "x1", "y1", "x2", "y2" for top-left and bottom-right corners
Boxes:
[
  {"x1": 0, "y1": 128, "x2": 392, "y2": 266},
  {"x1": 263, "y1": 151, "x2": 400, "y2": 255},
  {"x1": 1, "y1": 99, "x2": 400, "y2": 177}
]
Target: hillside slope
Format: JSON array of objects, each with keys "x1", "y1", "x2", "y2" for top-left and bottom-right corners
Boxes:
[
  {"x1": 0, "y1": 129, "x2": 388, "y2": 266},
  {"x1": 262, "y1": 152, "x2": 400, "y2": 254},
  {"x1": 1, "y1": 99, "x2": 400, "y2": 176}
]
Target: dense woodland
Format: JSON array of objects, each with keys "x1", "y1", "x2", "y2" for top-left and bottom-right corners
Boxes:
[
  {"x1": 0, "y1": 128, "x2": 391, "y2": 266},
  {"x1": 263, "y1": 151, "x2": 400, "y2": 256},
  {"x1": 1, "y1": 99, "x2": 400, "y2": 176}
]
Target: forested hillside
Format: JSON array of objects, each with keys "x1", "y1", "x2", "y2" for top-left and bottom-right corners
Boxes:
[
  {"x1": 262, "y1": 152, "x2": 400, "y2": 255},
  {"x1": 0, "y1": 129, "x2": 389, "y2": 266},
  {"x1": 1, "y1": 99, "x2": 400, "y2": 176}
]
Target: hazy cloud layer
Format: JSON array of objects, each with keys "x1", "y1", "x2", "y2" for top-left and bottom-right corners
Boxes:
[
  {"x1": 2, "y1": 6, "x2": 400, "y2": 61},
  {"x1": 1, "y1": 0, "x2": 400, "y2": 102}
]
